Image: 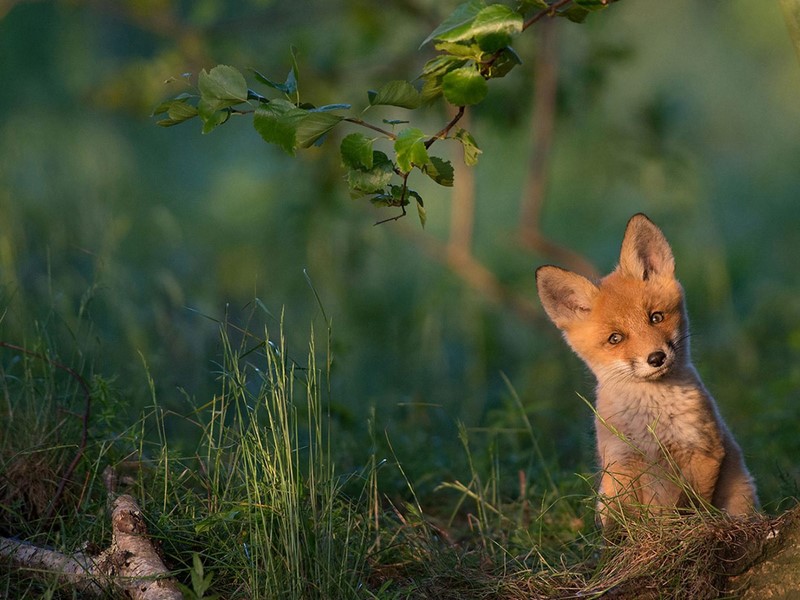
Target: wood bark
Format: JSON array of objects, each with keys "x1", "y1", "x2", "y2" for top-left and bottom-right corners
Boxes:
[{"x1": 0, "y1": 470, "x2": 182, "y2": 599}]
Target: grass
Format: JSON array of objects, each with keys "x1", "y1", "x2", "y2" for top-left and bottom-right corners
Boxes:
[{"x1": 0, "y1": 316, "x2": 787, "y2": 599}]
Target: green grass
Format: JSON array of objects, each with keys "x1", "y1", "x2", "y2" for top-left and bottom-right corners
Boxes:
[{"x1": 0, "y1": 316, "x2": 785, "y2": 599}]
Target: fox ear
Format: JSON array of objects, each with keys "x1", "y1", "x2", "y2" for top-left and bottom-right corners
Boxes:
[
  {"x1": 618, "y1": 213, "x2": 675, "y2": 280},
  {"x1": 536, "y1": 266, "x2": 598, "y2": 328}
]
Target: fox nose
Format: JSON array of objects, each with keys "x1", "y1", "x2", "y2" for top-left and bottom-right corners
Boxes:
[{"x1": 647, "y1": 351, "x2": 667, "y2": 368}]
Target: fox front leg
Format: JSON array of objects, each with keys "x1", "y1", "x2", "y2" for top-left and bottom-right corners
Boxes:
[
  {"x1": 668, "y1": 444, "x2": 724, "y2": 509},
  {"x1": 596, "y1": 462, "x2": 646, "y2": 528}
]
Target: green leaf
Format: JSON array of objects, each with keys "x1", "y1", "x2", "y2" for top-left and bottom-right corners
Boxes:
[
  {"x1": 316, "y1": 103, "x2": 352, "y2": 111},
  {"x1": 433, "y1": 41, "x2": 483, "y2": 59},
  {"x1": 168, "y1": 100, "x2": 198, "y2": 122},
  {"x1": 575, "y1": 0, "x2": 612, "y2": 9},
  {"x1": 394, "y1": 127, "x2": 429, "y2": 172},
  {"x1": 251, "y1": 48, "x2": 299, "y2": 98},
  {"x1": 191, "y1": 553, "x2": 206, "y2": 596},
  {"x1": 558, "y1": 5, "x2": 590, "y2": 22},
  {"x1": 519, "y1": 0, "x2": 549, "y2": 9},
  {"x1": 152, "y1": 92, "x2": 194, "y2": 115},
  {"x1": 472, "y1": 5, "x2": 523, "y2": 52},
  {"x1": 201, "y1": 109, "x2": 229, "y2": 134},
  {"x1": 422, "y1": 2, "x2": 522, "y2": 49},
  {"x1": 421, "y1": 0, "x2": 486, "y2": 46},
  {"x1": 197, "y1": 65, "x2": 248, "y2": 132},
  {"x1": 253, "y1": 100, "x2": 342, "y2": 153},
  {"x1": 486, "y1": 46, "x2": 522, "y2": 78},
  {"x1": 347, "y1": 151, "x2": 394, "y2": 196},
  {"x1": 371, "y1": 184, "x2": 419, "y2": 208},
  {"x1": 295, "y1": 111, "x2": 343, "y2": 148},
  {"x1": 442, "y1": 67, "x2": 488, "y2": 106},
  {"x1": 287, "y1": 45, "x2": 300, "y2": 95},
  {"x1": 454, "y1": 128, "x2": 482, "y2": 166},
  {"x1": 198, "y1": 65, "x2": 248, "y2": 105},
  {"x1": 424, "y1": 156, "x2": 454, "y2": 186},
  {"x1": 419, "y1": 54, "x2": 470, "y2": 103},
  {"x1": 154, "y1": 96, "x2": 199, "y2": 127},
  {"x1": 416, "y1": 197, "x2": 427, "y2": 228},
  {"x1": 422, "y1": 53, "x2": 470, "y2": 78},
  {"x1": 247, "y1": 88, "x2": 269, "y2": 103},
  {"x1": 367, "y1": 80, "x2": 421, "y2": 109},
  {"x1": 253, "y1": 99, "x2": 302, "y2": 154},
  {"x1": 252, "y1": 68, "x2": 293, "y2": 93},
  {"x1": 340, "y1": 133, "x2": 374, "y2": 170}
]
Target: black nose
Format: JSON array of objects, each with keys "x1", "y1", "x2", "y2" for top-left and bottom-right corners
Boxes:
[{"x1": 647, "y1": 351, "x2": 667, "y2": 368}]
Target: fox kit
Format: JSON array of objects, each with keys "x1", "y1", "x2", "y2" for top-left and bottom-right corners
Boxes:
[{"x1": 536, "y1": 214, "x2": 758, "y2": 526}]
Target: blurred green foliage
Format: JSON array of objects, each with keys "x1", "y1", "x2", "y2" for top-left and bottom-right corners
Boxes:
[{"x1": 1, "y1": 0, "x2": 800, "y2": 509}]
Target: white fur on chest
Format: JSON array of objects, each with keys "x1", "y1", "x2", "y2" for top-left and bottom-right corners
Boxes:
[{"x1": 595, "y1": 378, "x2": 717, "y2": 453}]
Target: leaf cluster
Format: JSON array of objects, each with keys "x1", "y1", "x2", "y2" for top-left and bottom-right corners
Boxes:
[{"x1": 153, "y1": 0, "x2": 615, "y2": 225}]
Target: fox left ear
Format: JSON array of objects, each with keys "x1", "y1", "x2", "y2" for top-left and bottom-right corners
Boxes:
[
  {"x1": 536, "y1": 266, "x2": 598, "y2": 329},
  {"x1": 618, "y1": 213, "x2": 675, "y2": 280}
]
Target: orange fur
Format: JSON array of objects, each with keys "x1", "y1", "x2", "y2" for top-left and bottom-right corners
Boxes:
[{"x1": 536, "y1": 214, "x2": 758, "y2": 526}]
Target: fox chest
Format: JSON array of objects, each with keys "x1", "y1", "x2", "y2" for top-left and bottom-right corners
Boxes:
[{"x1": 594, "y1": 386, "x2": 721, "y2": 462}]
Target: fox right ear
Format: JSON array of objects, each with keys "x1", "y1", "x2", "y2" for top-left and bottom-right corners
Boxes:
[
  {"x1": 536, "y1": 266, "x2": 598, "y2": 329},
  {"x1": 618, "y1": 213, "x2": 675, "y2": 280}
]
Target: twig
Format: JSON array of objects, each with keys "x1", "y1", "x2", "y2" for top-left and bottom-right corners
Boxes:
[
  {"x1": 374, "y1": 171, "x2": 412, "y2": 225},
  {"x1": 523, "y1": 0, "x2": 574, "y2": 31},
  {"x1": 374, "y1": 207, "x2": 407, "y2": 225},
  {"x1": 0, "y1": 341, "x2": 92, "y2": 521},
  {"x1": 425, "y1": 106, "x2": 465, "y2": 148},
  {"x1": 344, "y1": 117, "x2": 398, "y2": 140}
]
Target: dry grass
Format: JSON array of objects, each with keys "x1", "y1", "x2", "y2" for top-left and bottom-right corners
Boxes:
[{"x1": 367, "y1": 506, "x2": 781, "y2": 599}]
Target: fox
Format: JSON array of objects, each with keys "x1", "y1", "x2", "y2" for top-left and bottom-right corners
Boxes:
[{"x1": 536, "y1": 213, "x2": 758, "y2": 526}]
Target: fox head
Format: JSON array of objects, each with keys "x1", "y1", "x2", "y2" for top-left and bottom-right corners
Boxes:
[{"x1": 536, "y1": 214, "x2": 690, "y2": 384}]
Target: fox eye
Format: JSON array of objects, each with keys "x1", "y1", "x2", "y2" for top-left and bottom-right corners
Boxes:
[
  {"x1": 608, "y1": 332, "x2": 623, "y2": 345},
  {"x1": 650, "y1": 311, "x2": 664, "y2": 324}
]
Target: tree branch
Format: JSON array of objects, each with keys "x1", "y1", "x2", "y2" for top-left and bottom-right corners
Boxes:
[
  {"x1": 517, "y1": 21, "x2": 598, "y2": 279},
  {"x1": 343, "y1": 117, "x2": 398, "y2": 140},
  {"x1": 523, "y1": 0, "x2": 574, "y2": 31},
  {"x1": 425, "y1": 106, "x2": 465, "y2": 149}
]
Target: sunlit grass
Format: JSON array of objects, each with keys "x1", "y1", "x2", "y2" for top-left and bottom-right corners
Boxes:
[
  {"x1": 0, "y1": 315, "x2": 787, "y2": 599},
  {"x1": 128, "y1": 317, "x2": 376, "y2": 599}
]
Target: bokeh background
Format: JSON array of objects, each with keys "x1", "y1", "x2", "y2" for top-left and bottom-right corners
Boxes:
[{"x1": 1, "y1": 0, "x2": 799, "y2": 507}]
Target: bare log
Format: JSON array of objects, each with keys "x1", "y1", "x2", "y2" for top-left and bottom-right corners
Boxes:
[
  {"x1": 96, "y1": 493, "x2": 184, "y2": 600},
  {"x1": 0, "y1": 472, "x2": 182, "y2": 599},
  {"x1": 0, "y1": 538, "x2": 106, "y2": 596}
]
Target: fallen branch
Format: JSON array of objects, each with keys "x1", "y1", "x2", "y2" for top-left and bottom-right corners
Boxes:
[
  {"x1": 0, "y1": 467, "x2": 183, "y2": 599},
  {"x1": 0, "y1": 538, "x2": 106, "y2": 596}
]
